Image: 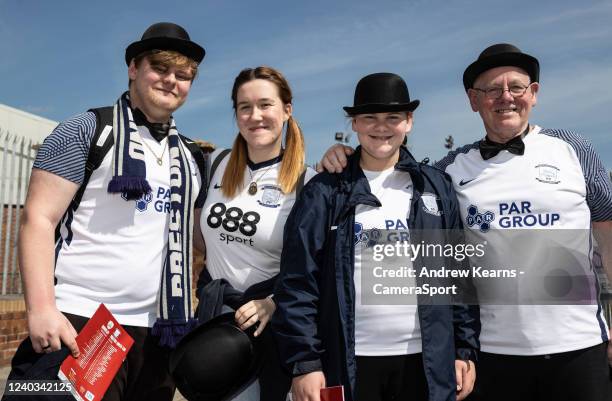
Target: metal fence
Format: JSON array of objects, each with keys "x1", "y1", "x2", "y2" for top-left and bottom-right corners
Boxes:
[{"x1": 0, "y1": 130, "x2": 37, "y2": 295}]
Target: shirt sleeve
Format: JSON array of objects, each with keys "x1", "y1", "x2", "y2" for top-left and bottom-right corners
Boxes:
[
  {"x1": 33, "y1": 112, "x2": 96, "y2": 185},
  {"x1": 582, "y1": 147, "x2": 612, "y2": 222},
  {"x1": 548, "y1": 129, "x2": 612, "y2": 221}
]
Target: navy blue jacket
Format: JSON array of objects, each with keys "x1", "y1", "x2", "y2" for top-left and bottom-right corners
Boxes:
[{"x1": 272, "y1": 147, "x2": 480, "y2": 401}]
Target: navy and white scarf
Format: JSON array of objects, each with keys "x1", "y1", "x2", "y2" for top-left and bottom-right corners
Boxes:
[{"x1": 108, "y1": 92, "x2": 197, "y2": 347}]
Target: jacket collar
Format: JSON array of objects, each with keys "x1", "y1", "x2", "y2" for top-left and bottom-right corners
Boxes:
[{"x1": 336, "y1": 146, "x2": 426, "y2": 220}]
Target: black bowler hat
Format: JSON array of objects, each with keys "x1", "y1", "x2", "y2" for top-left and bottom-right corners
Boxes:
[
  {"x1": 170, "y1": 312, "x2": 262, "y2": 401},
  {"x1": 125, "y1": 22, "x2": 205, "y2": 66},
  {"x1": 169, "y1": 313, "x2": 262, "y2": 401},
  {"x1": 463, "y1": 43, "x2": 539, "y2": 91},
  {"x1": 343, "y1": 73, "x2": 420, "y2": 115}
]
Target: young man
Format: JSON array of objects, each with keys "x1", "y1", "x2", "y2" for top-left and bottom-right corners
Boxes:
[
  {"x1": 320, "y1": 44, "x2": 612, "y2": 401},
  {"x1": 9, "y1": 22, "x2": 206, "y2": 401}
]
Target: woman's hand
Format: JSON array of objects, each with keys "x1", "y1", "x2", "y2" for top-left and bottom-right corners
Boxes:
[
  {"x1": 235, "y1": 297, "x2": 276, "y2": 337},
  {"x1": 292, "y1": 371, "x2": 326, "y2": 401},
  {"x1": 455, "y1": 359, "x2": 476, "y2": 400}
]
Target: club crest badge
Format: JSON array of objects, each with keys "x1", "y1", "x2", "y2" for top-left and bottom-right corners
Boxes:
[
  {"x1": 257, "y1": 185, "x2": 283, "y2": 208},
  {"x1": 421, "y1": 193, "x2": 443, "y2": 216},
  {"x1": 535, "y1": 164, "x2": 560, "y2": 184}
]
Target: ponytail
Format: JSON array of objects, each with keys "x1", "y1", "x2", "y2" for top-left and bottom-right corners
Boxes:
[
  {"x1": 220, "y1": 134, "x2": 248, "y2": 199},
  {"x1": 278, "y1": 116, "x2": 305, "y2": 194}
]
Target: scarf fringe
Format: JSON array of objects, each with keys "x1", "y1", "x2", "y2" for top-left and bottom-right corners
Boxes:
[
  {"x1": 152, "y1": 318, "x2": 198, "y2": 348},
  {"x1": 108, "y1": 176, "x2": 152, "y2": 200}
]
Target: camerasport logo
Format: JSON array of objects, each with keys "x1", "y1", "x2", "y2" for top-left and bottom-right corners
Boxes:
[{"x1": 207, "y1": 202, "x2": 261, "y2": 247}]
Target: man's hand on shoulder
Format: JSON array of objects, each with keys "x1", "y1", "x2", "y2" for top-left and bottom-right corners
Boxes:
[{"x1": 317, "y1": 144, "x2": 354, "y2": 173}]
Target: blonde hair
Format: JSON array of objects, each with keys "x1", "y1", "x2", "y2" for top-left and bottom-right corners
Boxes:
[
  {"x1": 222, "y1": 66, "x2": 305, "y2": 199},
  {"x1": 129, "y1": 50, "x2": 199, "y2": 86}
]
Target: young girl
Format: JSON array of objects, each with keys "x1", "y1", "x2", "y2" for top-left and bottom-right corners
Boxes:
[
  {"x1": 272, "y1": 73, "x2": 479, "y2": 401},
  {"x1": 196, "y1": 66, "x2": 315, "y2": 401}
]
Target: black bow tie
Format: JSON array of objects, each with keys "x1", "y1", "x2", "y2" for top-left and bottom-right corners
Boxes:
[{"x1": 479, "y1": 134, "x2": 526, "y2": 160}]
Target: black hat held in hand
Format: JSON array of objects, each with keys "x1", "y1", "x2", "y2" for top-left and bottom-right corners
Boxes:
[{"x1": 169, "y1": 313, "x2": 262, "y2": 401}]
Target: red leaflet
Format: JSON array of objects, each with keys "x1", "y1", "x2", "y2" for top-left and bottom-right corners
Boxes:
[
  {"x1": 321, "y1": 385, "x2": 345, "y2": 401},
  {"x1": 58, "y1": 304, "x2": 134, "y2": 401}
]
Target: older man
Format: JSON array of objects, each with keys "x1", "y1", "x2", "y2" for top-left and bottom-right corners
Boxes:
[
  {"x1": 7, "y1": 22, "x2": 206, "y2": 401},
  {"x1": 321, "y1": 44, "x2": 612, "y2": 401},
  {"x1": 438, "y1": 43, "x2": 611, "y2": 401}
]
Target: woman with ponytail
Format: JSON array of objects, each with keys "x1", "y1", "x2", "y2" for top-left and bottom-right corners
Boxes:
[{"x1": 196, "y1": 66, "x2": 316, "y2": 401}]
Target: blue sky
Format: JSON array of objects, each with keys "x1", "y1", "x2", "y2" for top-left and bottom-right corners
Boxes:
[{"x1": 1, "y1": 0, "x2": 611, "y2": 168}]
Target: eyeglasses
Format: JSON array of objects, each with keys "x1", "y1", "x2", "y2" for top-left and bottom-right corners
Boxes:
[{"x1": 472, "y1": 83, "x2": 532, "y2": 100}]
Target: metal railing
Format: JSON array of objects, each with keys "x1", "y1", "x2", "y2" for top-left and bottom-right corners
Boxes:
[{"x1": 0, "y1": 130, "x2": 37, "y2": 295}]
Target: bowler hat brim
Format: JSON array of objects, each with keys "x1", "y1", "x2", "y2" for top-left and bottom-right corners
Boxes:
[
  {"x1": 169, "y1": 313, "x2": 261, "y2": 401},
  {"x1": 343, "y1": 100, "x2": 420, "y2": 116},
  {"x1": 463, "y1": 52, "x2": 539, "y2": 91},
  {"x1": 125, "y1": 37, "x2": 205, "y2": 65}
]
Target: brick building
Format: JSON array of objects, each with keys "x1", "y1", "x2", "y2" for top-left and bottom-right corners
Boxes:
[{"x1": 0, "y1": 104, "x2": 57, "y2": 367}]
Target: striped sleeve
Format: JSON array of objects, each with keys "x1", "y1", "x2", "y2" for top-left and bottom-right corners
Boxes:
[
  {"x1": 434, "y1": 141, "x2": 480, "y2": 171},
  {"x1": 541, "y1": 128, "x2": 612, "y2": 221},
  {"x1": 33, "y1": 112, "x2": 96, "y2": 185}
]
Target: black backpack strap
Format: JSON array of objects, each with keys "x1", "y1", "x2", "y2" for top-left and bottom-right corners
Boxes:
[
  {"x1": 179, "y1": 135, "x2": 207, "y2": 177},
  {"x1": 179, "y1": 135, "x2": 209, "y2": 207},
  {"x1": 74, "y1": 107, "x2": 115, "y2": 206},
  {"x1": 208, "y1": 148, "x2": 231, "y2": 188},
  {"x1": 55, "y1": 107, "x2": 114, "y2": 244}
]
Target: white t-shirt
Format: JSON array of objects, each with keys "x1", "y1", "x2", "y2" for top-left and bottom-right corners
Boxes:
[
  {"x1": 202, "y1": 149, "x2": 316, "y2": 292},
  {"x1": 354, "y1": 167, "x2": 422, "y2": 356},
  {"x1": 51, "y1": 123, "x2": 202, "y2": 327},
  {"x1": 436, "y1": 125, "x2": 612, "y2": 355}
]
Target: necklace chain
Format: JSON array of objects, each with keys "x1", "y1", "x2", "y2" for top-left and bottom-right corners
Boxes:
[
  {"x1": 247, "y1": 164, "x2": 275, "y2": 195},
  {"x1": 141, "y1": 138, "x2": 168, "y2": 166}
]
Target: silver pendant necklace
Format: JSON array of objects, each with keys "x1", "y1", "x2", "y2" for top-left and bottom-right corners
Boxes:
[{"x1": 141, "y1": 138, "x2": 168, "y2": 165}]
